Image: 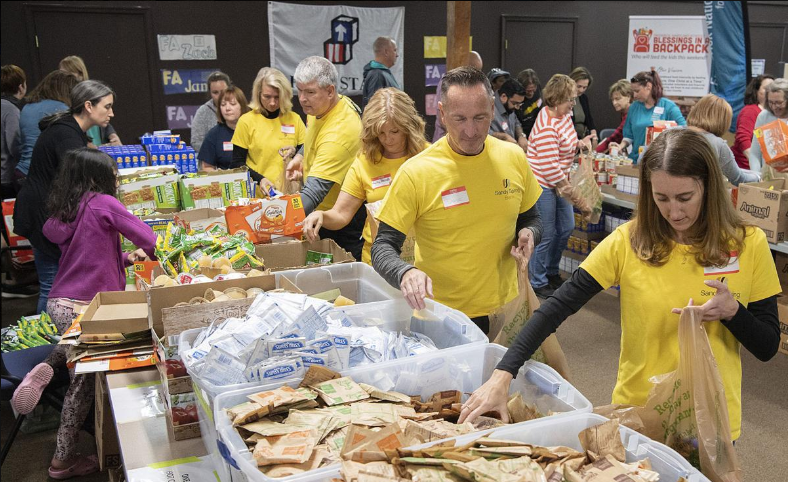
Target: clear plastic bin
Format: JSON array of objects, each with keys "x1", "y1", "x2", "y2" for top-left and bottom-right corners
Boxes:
[
  {"x1": 212, "y1": 343, "x2": 592, "y2": 482},
  {"x1": 273, "y1": 262, "x2": 402, "y2": 303},
  {"x1": 406, "y1": 412, "x2": 710, "y2": 482}
]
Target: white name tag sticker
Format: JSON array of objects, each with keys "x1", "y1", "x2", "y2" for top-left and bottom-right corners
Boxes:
[
  {"x1": 654, "y1": 106, "x2": 665, "y2": 115},
  {"x1": 371, "y1": 174, "x2": 392, "y2": 190},
  {"x1": 502, "y1": 121, "x2": 509, "y2": 131},
  {"x1": 441, "y1": 186, "x2": 470, "y2": 209},
  {"x1": 222, "y1": 142, "x2": 233, "y2": 152},
  {"x1": 281, "y1": 124, "x2": 295, "y2": 134},
  {"x1": 704, "y1": 252, "x2": 740, "y2": 276}
]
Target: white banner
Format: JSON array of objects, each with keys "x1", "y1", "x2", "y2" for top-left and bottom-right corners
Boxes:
[
  {"x1": 157, "y1": 35, "x2": 217, "y2": 61},
  {"x1": 626, "y1": 16, "x2": 710, "y2": 97},
  {"x1": 268, "y1": 2, "x2": 405, "y2": 95}
]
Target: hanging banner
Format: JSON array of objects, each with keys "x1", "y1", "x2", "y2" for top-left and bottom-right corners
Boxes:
[
  {"x1": 161, "y1": 69, "x2": 219, "y2": 95},
  {"x1": 157, "y1": 35, "x2": 217, "y2": 61},
  {"x1": 704, "y1": 1, "x2": 747, "y2": 130},
  {"x1": 425, "y1": 64, "x2": 446, "y2": 87},
  {"x1": 268, "y1": 2, "x2": 404, "y2": 95},
  {"x1": 165, "y1": 105, "x2": 201, "y2": 130},
  {"x1": 626, "y1": 16, "x2": 711, "y2": 97}
]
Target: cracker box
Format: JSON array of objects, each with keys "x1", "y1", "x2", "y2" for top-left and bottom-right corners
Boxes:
[
  {"x1": 118, "y1": 168, "x2": 181, "y2": 212},
  {"x1": 754, "y1": 119, "x2": 788, "y2": 172},
  {"x1": 645, "y1": 120, "x2": 678, "y2": 146},
  {"x1": 736, "y1": 179, "x2": 788, "y2": 243},
  {"x1": 225, "y1": 195, "x2": 305, "y2": 243},
  {"x1": 180, "y1": 168, "x2": 251, "y2": 209},
  {"x1": 2, "y1": 199, "x2": 34, "y2": 264}
]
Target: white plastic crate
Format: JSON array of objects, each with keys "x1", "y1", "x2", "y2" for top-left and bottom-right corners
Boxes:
[
  {"x1": 273, "y1": 262, "x2": 402, "y2": 303},
  {"x1": 212, "y1": 343, "x2": 592, "y2": 482}
]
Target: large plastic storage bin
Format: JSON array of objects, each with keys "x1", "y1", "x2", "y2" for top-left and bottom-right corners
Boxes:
[
  {"x1": 212, "y1": 343, "x2": 592, "y2": 482},
  {"x1": 273, "y1": 262, "x2": 402, "y2": 303}
]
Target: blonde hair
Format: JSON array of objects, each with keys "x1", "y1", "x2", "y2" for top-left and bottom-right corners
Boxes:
[
  {"x1": 631, "y1": 129, "x2": 745, "y2": 267},
  {"x1": 686, "y1": 94, "x2": 732, "y2": 137},
  {"x1": 542, "y1": 74, "x2": 576, "y2": 108},
  {"x1": 59, "y1": 56, "x2": 89, "y2": 81},
  {"x1": 250, "y1": 67, "x2": 293, "y2": 115},
  {"x1": 361, "y1": 88, "x2": 426, "y2": 164},
  {"x1": 609, "y1": 79, "x2": 633, "y2": 101}
]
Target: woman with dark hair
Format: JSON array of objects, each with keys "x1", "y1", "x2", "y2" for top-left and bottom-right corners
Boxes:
[
  {"x1": 732, "y1": 74, "x2": 775, "y2": 169},
  {"x1": 13, "y1": 79, "x2": 115, "y2": 313},
  {"x1": 515, "y1": 68, "x2": 542, "y2": 137},
  {"x1": 608, "y1": 69, "x2": 686, "y2": 163},
  {"x1": 459, "y1": 129, "x2": 781, "y2": 449},
  {"x1": 199, "y1": 85, "x2": 251, "y2": 171},
  {"x1": 12, "y1": 148, "x2": 156, "y2": 479}
]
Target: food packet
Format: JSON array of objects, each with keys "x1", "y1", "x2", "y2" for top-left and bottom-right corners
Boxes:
[
  {"x1": 267, "y1": 337, "x2": 307, "y2": 357},
  {"x1": 358, "y1": 383, "x2": 411, "y2": 404},
  {"x1": 294, "y1": 351, "x2": 329, "y2": 368},
  {"x1": 306, "y1": 250, "x2": 334, "y2": 266},
  {"x1": 317, "y1": 331, "x2": 350, "y2": 370},
  {"x1": 253, "y1": 429, "x2": 318, "y2": 466},
  {"x1": 248, "y1": 385, "x2": 316, "y2": 409},
  {"x1": 343, "y1": 423, "x2": 408, "y2": 463},
  {"x1": 309, "y1": 376, "x2": 370, "y2": 406},
  {"x1": 507, "y1": 392, "x2": 543, "y2": 423},
  {"x1": 578, "y1": 419, "x2": 626, "y2": 463},
  {"x1": 200, "y1": 346, "x2": 247, "y2": 386},
  {"x1": 246, "y1": 355, "x2": 305, "y2": 383},
  {"x1": 307, "y1": 337, "x2": 342, "y2": 371},
  {"x1": 227, "y1": 400, "x2": 268, "y2": 426},
  {"x1": 290, "y1": 307, "x2": 328, "y2": 341}
]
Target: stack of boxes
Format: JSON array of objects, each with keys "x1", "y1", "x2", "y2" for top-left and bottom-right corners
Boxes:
[
  {"x1": 560, "y1": 212, "x2": 621, "y2": 296},
  {"x1": 142, "y1": 132, "x2": 197, "y2": 173},
  {"x1": 99, "y1": 145, "x2": 148, "y2": 169},
  {"x1": 591, "y1": 153, "x2": 631, "y2": 186}
]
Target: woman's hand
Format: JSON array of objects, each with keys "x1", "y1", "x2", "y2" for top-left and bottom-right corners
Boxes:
[
  {"x1": 279, "y1": 146, "x2": 296, "y2": 159},
  {"x1": 302, "y1": 211, "x2": 324, "y2": 241},
  {"x1": 127, "y1": 248, "x2": 149, "y2": 264},
  {"x1": 259, "y1": 178, "x2": 275, "y2": 196},
  {"x1": 400, "y1": 268, "x2": 434, "y2": 310},
  {"x1": 458, "y1": 369, "x2": 514, "y2": 424},
  {"x1": 286, "y1": 158, "x2": 303, "y2": 182},
  {"x1": 671, "y1": 280, "x2": 739, "y2": 321}
]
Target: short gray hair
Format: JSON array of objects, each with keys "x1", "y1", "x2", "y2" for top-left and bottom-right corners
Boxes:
[
  {"x1": 293, "y1": 56, "x2": 337, "y2": 89},
  {"x1": 440, "y1": 66, "x2": 494, "y2": 105},
  {"x1": 373, "y1": 37, "x2": 393, "y2": 55},
  {"x1": 765, "y1": 78, "x2": 788, "y2": 115}
]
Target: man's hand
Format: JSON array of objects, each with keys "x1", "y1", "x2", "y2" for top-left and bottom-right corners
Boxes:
[
  {"x1": 400, "y1": 268, "x2": 434, "y2": 311},
  {"x1": 259, "y1": 178, "x2": 275, "y2": 196},
  {"x1": 457, "y1": 370, "x2": 513, "y2": 424},
  {"x1": 286, "y1": 157, "x2": 303, "y2": 182},
  {"x1": 671, "y1": 280, "x2": 739, "y2": 321},
  {"x1": 302, "y1": 211, "x2": 324, "y2": 242},
  {"x1": 511, "y1": 228, "x2": 534, "y2": 263},
  {"x1": 517, "y1": 136, "x2": 528, "y2": 151}
]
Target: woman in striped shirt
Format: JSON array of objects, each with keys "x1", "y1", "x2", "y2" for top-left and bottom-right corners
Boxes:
[{"x1": 526, "y1": 74, "x2": 592, "y2": 298}]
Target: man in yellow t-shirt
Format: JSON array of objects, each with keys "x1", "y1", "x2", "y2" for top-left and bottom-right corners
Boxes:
[
  {"x1": 285, "y1": 56, "x2": 364, "y2": 260},
  {"x1": 372, "y1": 66, "x2": 544, "y2": 333}
]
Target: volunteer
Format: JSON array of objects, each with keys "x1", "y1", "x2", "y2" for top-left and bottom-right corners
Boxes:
[
  {"x1": 13, "y1": 80, "x2": 115, "y2": 314},
  {"x1": 190, "y1": 71, "x2": 230, "y2": 152},
  {"x1": 199, "y1": 85, "x2": 250, "y2": 171},
  {"x1": 608, "y1": 69, "x2": 686, "y2": 163},
  {"x1": 232, "y1": 67, "x2": 305, "y2": 192},
  {"x1": 515, "y1": 68, "x2": 542, "y2": 138},
  {"x1": 684, "y1": 94, "x2": 759, "y2": 186},
  {"x1": 489, "y1": 78, "x2": 528, "y2": 151},
  {"x1": 569, "y1": 67, "x2": 597, "y2": 142},
  {"x1": 732, "y1": 74, "x2": 774, "y2": 169},
  {"x1": 302, "y1": 88, "x2": 427, "y2": 264},
  {"x1": 12, "y1": 147, "x2": 156, "y2": 479},
  {"x1": 747, "y1": 78, "x2": 788, "y2": 173},
  {"x1": 596, "y1": 79, "x2": 632, "y2": 154},
  {"x1": 285, "y1": 56, "x2": 365, "y2": 260},
  {"x1": 487, "y1": 68, "x2": 510, "y2": 92},
  {"x1": 433, "y1": 51, "x2": 483, "y2": 142},
  {"x1": 527, "y1": 74, "x2": 592, "y2": 299},
  {"x1": 371, "y1": 66, "x2": 543, "y2": 334},
  {"x1": 458, "y1": 129, "x2": 782, "y2": 446}
]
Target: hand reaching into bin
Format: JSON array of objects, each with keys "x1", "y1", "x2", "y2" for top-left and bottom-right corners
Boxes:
[
  {"x1": 400, "y1": 268, "x2": 434, "y2": 311},
  {"x1": 458, "y1": 369, "x2": 514, "y2": 424}
]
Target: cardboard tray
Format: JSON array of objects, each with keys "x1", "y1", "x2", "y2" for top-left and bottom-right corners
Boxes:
[
  {"x1": 81, "y1": 291, "x2": 149, "y2": 335},
  {"x1": 254, "y1": 238, "x2": 355, "y2": 271}
]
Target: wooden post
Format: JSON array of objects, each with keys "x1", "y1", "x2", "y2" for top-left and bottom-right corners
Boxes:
[{"x1": 446, "y1": 1, "x2": 471, "y2": 71}]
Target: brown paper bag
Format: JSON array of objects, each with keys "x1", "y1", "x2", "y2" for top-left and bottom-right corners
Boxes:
[
  {"x1": 488, "y1": 258, "x2": 572, "y2": 381},
  {"x1": 570, "y1": 151, "x2": 603, "y2": 224},
  {"x1": 278, "y1": 153, "x2": 302, "y2": 195},
  {"x1": 640, "y1": 306, "x2": 741, "y2": 482}
]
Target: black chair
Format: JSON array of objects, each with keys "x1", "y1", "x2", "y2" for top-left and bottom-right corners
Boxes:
[
  {"x1": 599, "y1": 128, "x2": 616, "y2": 142},
  {"x1": 1, "y1": 345, "x2": 69, "y2": 466}
]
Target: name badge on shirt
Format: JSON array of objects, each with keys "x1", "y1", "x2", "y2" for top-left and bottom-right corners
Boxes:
[
  {"x1": 502, "y1": 121, "x2": 509, "y2": 132},
  {"x1": 441, "y1": 186, "x2": 470, "y2": 209},
  {"x1": 704, "y1": 252, "x2": 740, "y2": 276},
  {"x1": 654, "y1": 106, "x2": 665, "y2": 115},
  {"x1": 371, "y1": 174, "x2": 392, "y2": 190},
  {"x1": 281, "y1": 124, "x2": 295, "y2": 134},
  {"x1": 222, "y1": 142, "x2": 233, "y2": 152}
]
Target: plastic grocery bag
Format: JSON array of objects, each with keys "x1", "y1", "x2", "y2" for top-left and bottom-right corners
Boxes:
[
  {"x1": 488, "y1": 258, "x2": 572, "y2": 381},
  {"x1": 570, "y1": 151, "x2": 603, "y2": 224},
  {"x1": 641, "y1": 306, "x2": 742, "y2": 482}
]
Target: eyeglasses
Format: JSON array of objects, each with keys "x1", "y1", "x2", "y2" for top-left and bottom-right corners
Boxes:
[
  {"x1": 563, "y1": 97, "x2": 578, "y2": 105},
  {"x1": 768, "y1": 100, "x2": 787, "y2": 108},
  {"x1": 510, "y1": 101, "x2": 524, "y2": 108}
]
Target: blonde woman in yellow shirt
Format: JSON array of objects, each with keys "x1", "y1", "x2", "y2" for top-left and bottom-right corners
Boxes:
[{"x1": 302, "y1": 88, "x2": 426, "y2": 264}]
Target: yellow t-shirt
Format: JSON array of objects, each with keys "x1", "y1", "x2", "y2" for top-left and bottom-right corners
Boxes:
[
  {"x1": 341, "y1": 153, "x2": 410, "y2": 265},
  {"x1": 302, "y1": 96, "x2": 362, "y2": 211},
  {"x1": 378, "y1": 136, "x2": 542, "y2": 318},
  {"x1": 581, "y1": 222, "x2": 781, "y2": 440},
  {"x1": 232, "y1": 110, "x2": 306, "y2": 191}
]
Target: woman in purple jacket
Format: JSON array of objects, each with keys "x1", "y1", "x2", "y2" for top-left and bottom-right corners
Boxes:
[{"x1": 12, "y1": 148, "x2": 157, "y2": 479}]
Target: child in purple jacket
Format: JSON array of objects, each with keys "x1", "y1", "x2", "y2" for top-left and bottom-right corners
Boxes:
[{"x1": 12, "y1": 147, "x2": 157, "y2": 479}]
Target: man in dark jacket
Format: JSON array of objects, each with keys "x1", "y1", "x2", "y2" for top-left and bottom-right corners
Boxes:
[{"x1": 361, "y1": 37, "x2": 400, "y2": 110}]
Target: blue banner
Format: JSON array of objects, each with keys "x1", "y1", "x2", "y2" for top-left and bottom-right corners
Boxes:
[
  {"x1": 705, "y1": 1, "x2": 747, "y2": 131},
  {"x1": 161, "y1": 69, "x2": 218, "y2": 95}
]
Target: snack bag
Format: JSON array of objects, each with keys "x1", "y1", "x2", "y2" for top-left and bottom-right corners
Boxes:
[
  {"x1": 225, "y1": 195, "x2": 306, "y2": 243},
  {"x1": 640, "y1": 306, "x2": 741, "y2": 482}
]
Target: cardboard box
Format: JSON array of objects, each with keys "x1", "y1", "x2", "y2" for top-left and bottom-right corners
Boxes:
[
  {"x1": 225, "y1": 195, "x2": 305, "y2": 243},
  {"x1": 81, "y1": 291, "x2": 149, "y2": 335},
  {"x1": 254, "y1": 239, "x2": 354, "y2": 271},
  {"x1": 736, "y1": 179, "x2": 788, "y2": 243},
  {"x1": 118, "y1": 168, "x2": 181, "y2": 212},
  {"x1": 754, "y1": 119, "x2": 788, "y2": 172},
  {"x1": 645, "y1": 120, "x2": 678, "y2": 146},
  {"x1": 146, "y1": 274, "x2": 276, "y2": 335},
  {"x1": 778, "y1": 299, "x2": 788, "y2": 356},
  {"x1": 95, "y1": 373, "x2": 121, "y2": 471},
  {"x1": 179, "y1": 168, "x2": 251, "y2": 209},
  {"x1": 173, "y1": 208, "x2": 227, "y2": 233},
  {"x1": 776, "y1": 252, "x2": 788, "y2": 294},
  {"x1": 154, "y1": 332, "x2": 192, "y2": 395},
  {"x1": 163, "y1": 391, "x2": 201, "y2": 441},
  {"x1": 2, "y1": 200, "x2": 34, "y2": 264},
  {"x1": 160, "y1": 297, "x2": 256, "y2": 338}
]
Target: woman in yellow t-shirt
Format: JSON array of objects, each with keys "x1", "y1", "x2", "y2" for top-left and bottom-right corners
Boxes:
[
  {"x1": 232, "y1": 67, "x2": 306, "y2": 192},
  {"x1": 458, "y1": 129, "x2": 782, "y2": 442},
  {"x1": 302, "y1": 88, "x2": 427, "y2": 264}
]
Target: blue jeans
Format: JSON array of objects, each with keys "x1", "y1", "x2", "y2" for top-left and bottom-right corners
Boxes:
[
  {"x1": 529, "y1": 187, "x2": 575, "y2": 289},
  {"x1": 32, "y1": 246, "x2": 59, "y2": 314}
]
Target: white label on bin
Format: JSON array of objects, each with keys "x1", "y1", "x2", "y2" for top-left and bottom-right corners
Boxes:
[
  {"x1": 441, "y1": 186, "x2": 469, "y2": 209},
  {"x1": 371, "y1": 174, "x2": 392, "y2": 190}
]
